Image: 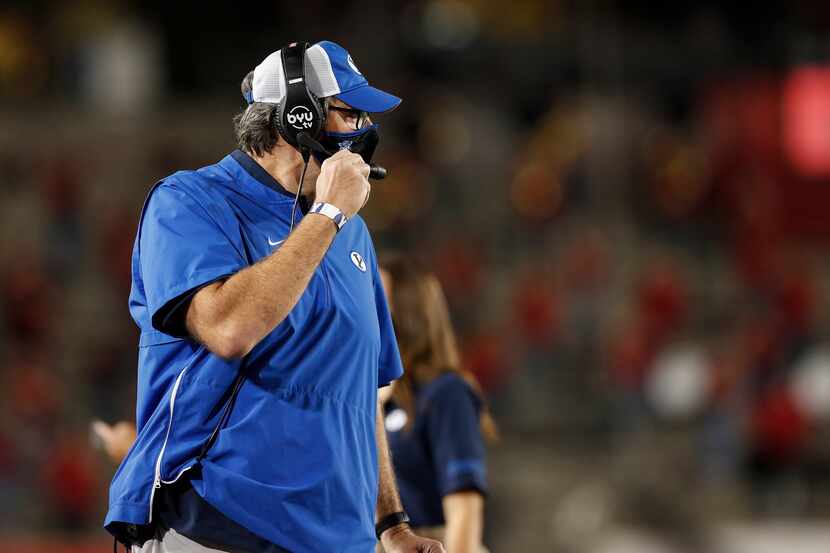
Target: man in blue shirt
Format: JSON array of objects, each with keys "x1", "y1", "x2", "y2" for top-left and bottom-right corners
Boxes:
[{"x1": 105, "y1": 41, "x2": 444, "y2": 553}]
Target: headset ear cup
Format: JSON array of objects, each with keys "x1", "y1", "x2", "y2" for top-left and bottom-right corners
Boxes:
[
  {"x1": 274, "y1": 103, "x2": 287, "y2": 144},
  {"x1": 308, "y1": 90, "x2": 326, "y2": 140},
  {"x1": 275, "y1": 41, "x2": 327, "y2": 149},
  {"x1": 274, "y1": 98, "x2": 324, "y2": 148}
]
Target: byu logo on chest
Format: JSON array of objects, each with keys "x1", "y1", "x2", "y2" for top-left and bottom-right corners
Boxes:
[{"x1": 350, "y1": 251, "x2": 367, "y2": 272}]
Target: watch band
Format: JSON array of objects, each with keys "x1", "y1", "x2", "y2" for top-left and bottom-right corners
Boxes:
[
  {"x1": 375, "y1": 511, "x2": 410, "y2": 540},
  {"x1": 309, "y1": 202, "x2": 348, "y2": 232}
]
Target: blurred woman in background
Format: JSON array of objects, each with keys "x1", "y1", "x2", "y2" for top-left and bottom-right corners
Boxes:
[{"x1": 379, "y1": 256, "x2": 498, "y2": 553}]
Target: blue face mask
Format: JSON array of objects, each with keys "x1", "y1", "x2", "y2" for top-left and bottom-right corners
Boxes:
[{"x1": 315, "y1": 124, "x2": 380, "y2": 165}]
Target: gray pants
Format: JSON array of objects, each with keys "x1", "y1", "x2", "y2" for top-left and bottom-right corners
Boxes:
[{"x1": 133, "y1": 528, "x2": 231, "y2": 553}]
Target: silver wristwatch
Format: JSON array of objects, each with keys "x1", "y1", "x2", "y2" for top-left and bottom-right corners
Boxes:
[{"x1": 309, "y1": 202, "x2": 348, "y2": 232}]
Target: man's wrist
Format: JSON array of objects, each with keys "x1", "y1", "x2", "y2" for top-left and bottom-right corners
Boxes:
[
  {"x1": 380, "y1": 522, "x2": 413, "y2": 545},
  {"x1": 376, "y1": 511, "x2": 410, "y2": 540},
  {"x1": 308, "y1": 201, "x2": 348, "y2": 232},
  {"x1": 299, "y1": 209, "x2": 338, "y2": 242}
]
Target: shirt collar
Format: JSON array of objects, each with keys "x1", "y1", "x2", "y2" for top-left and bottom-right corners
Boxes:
[{"x1": 230, "y1": 149, "x2": 296, "y2": 199}]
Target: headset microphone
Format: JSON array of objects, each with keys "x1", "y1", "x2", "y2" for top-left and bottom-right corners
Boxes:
[
  {"x1": 297, "y1": 132, "x2": 387, "y2": 180},
  {"x1": 369, "y1": 164, "x2": 387, "y2": 180}
]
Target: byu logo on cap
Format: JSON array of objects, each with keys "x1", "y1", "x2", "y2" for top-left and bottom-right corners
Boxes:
[
  {"x1": 346, "y1": 54, "x2": 362, "y2": 75},
  {"x1": 287, "y1": 105, "x2": 314, "y2": 129},
  {"x1": 350, "y1": 251, "x2": 367, "y2": 272}
]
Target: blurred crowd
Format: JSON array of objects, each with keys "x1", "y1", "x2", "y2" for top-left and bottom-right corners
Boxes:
[{"x1": 2, "y1": 0, "x2": 830, "y2": 549}]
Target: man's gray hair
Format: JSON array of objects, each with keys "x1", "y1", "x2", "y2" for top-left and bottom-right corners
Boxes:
[{"x1": 233, "y1": 70, "x2": 279, "y2": 157}]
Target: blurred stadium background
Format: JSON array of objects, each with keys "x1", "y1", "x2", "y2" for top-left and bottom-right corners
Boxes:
[{"x1": 3, "y1": 1, "x2": 830, "y2": 551}]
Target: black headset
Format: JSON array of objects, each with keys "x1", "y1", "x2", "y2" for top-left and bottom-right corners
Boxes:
[{"x1": 273, "y1": 41, "x2": 326, "y2": 150}]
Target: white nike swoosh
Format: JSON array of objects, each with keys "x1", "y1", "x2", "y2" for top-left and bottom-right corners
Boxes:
[{"x1": 268, "y1": 237, "x2": 285, "y2": 247}]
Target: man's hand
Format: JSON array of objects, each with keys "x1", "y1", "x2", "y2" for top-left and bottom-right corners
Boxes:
[
  {"x1": 315, "y1": 149, "x2": 371, "y2": 218},
  {"x1": 381, "y1": 524, "x2": 446, "y2": 553},
  {"x1": 91, "y1": 420, "x2": 136, "y2": 463}
]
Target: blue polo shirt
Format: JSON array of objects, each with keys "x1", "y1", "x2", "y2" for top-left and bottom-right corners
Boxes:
[
  {"x1": 384, "y1": 373, "x2": 487, "y2": 527},
  {"x1": 105, "y1": 150, "x2": 403, "y2": 553}
]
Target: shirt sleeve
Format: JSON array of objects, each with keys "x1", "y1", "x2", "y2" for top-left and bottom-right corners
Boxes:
[
  {"x1": 139, "y1": 182, "x2": 247, "y2": 337},
  {"x1": 370, "y1": 249, "x2": 404, "y2": 387},
  {"x1": 425, "y1": 377, "x2": 488, "y2": 497}
]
